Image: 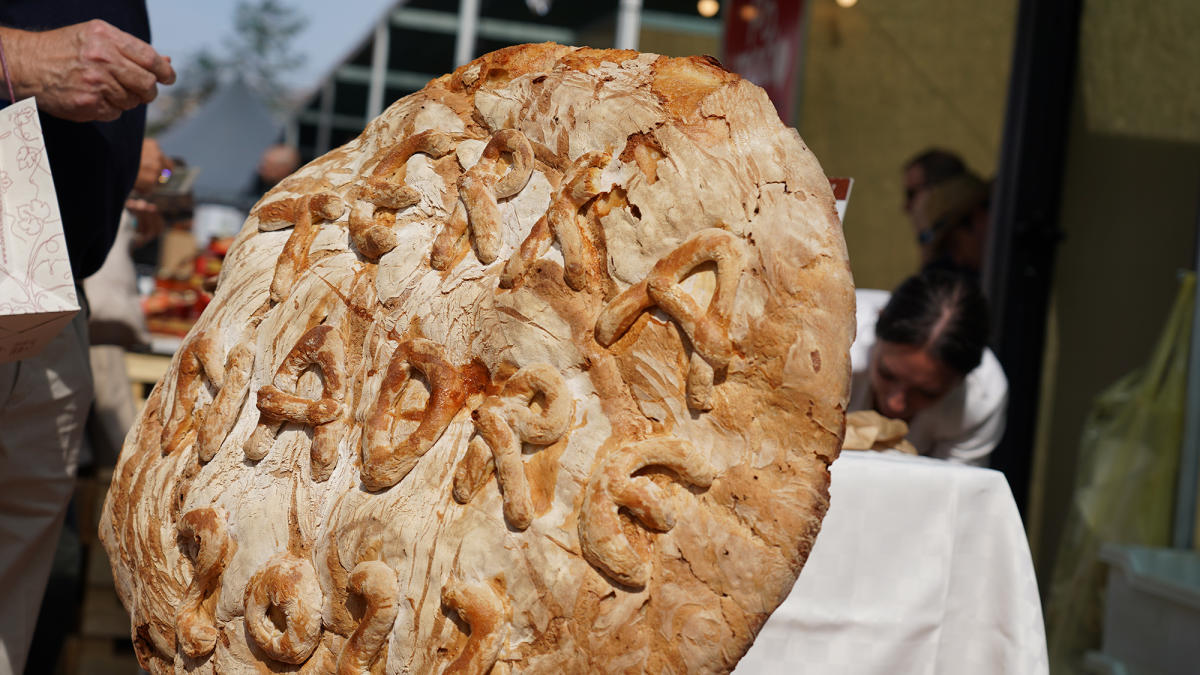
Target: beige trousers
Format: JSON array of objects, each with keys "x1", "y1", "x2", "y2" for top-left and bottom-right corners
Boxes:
[{"x1": 0, "y1": 308, "x2": 92, "y2": 675}]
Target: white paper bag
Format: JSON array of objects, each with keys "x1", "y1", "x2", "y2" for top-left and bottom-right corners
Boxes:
[{"x1": 0, "y1": 98, "x2": 78, "y2": 363}]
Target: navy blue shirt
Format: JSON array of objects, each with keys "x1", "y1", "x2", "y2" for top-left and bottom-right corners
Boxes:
[{"x1": 0, "y1": 1, "x2": 150, "y2": 279}]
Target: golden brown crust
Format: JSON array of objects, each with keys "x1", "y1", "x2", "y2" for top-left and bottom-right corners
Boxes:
[
  {"x1": 451, "y1": 363, "x2": 572, "y2": 529},
  {"x1": 429, "y1": 202, "x2": 470, "y2": 271},
  {"x1": 175, "y1": 507, "x2": 235, "y2": 659},
  {"x1": 578, "y1": 437, "x2": 715, "y2": 588},
  {"x1": 360, "y1": 338, "x2": 466, "y2": 491},
  {"x1": 269, "y1": 193, "x2": 346, "y2": 303},
  {"x1": 255, "y1": 193, "x2": 346, "y2": 232},
  {"x1": 197, "y1": 340, "x2": 254, "y2": 462},
  {"x1": 101, "y1": 43, "x2": 855, "y2": 674},
  {"x1": 350, "y1": 130, "x2": 463, "y2": 260},
  {"x1": 440, "y1": 575, "x2": 510, "y2": 675},
  {"x1": 442, "y1": 42, "x2": 575, "y2": 94},
  {"x1": 255, "y1": 198, "x2": 301, "y2": 232},
  {"x1": 336, "y1": 561, "x2": 400, "y2": 675},
  {"x1": 499, "y1": 150, "x2": 609, "y2": 291},
  {"x1": 431, "y1": 129, "x2": 535, "y2": 269},
  {"x1": 244, "y1": 554, "x2": 325, "y2": 665},
  {"x1": 161, "y1": 332, "x2": 223, "y2": 455},
  {"x1": 595, "y1": 228, "x2": 745, "y2": 411},
  {"x1": 458, "y1": 129, "x2": 533, "y2": 264},
  {"x1": 650, "y1": 54, "x2": 740, "y2": 121},
  {"x1": 247, "y1": 324, "x2": 349, "y2": 481}
]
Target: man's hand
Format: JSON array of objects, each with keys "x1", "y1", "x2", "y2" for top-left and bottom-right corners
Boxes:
[
  {"x1": 126, "y1": 196, "x2": 164, "y2": 247},
  {"x1": 0, "y1": 20, "x2": 176, "y2": 122},
  {"x1": 128, "y1": 139, "x2": 173, "y2": 245}
]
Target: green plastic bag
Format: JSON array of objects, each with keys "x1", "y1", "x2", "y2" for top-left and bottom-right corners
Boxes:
[{"x1": 1046, "y1": 273, "x2": 1194, "y2": 672}]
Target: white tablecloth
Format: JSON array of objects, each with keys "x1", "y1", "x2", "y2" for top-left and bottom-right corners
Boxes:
[{"x1": 735, "y1": 451, "x2": 1048, "y2": 674}]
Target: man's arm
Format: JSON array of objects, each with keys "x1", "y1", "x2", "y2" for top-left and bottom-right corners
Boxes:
[{"x1": 0, "y1": 19, "x2": 175, "y2": 122}]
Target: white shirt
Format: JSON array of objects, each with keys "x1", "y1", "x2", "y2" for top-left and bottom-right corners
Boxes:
[{"x1": 848, "y1": 289, "x2": 1008, "y2": 466}]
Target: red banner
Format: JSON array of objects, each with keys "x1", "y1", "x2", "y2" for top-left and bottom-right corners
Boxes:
[
  {"x1": 722, "y1": 0, "x2": 807, "y2": 123},
  {"x1": 828, "y1": 177, "x2": 853, "y2": 223}
]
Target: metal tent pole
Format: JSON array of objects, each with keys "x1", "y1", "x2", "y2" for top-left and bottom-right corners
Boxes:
[
  {"x1": 366, "y1": 21, "x2": 390, "y2": 121},
  {"x1": 455, "y1": 0, "x2": 481, "y2": 67},
  {"x1": 315, "y1": 79, "x2": 334, "y2": 155},
  {"x1": 982, "y1": 0, "x2": 1081, "y2": 516},
  {"x1": 615, "y1": 0, "x2": 643, "y2": 50}
]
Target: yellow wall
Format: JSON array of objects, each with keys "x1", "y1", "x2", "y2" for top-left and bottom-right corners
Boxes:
[
  {"x1": 797, "y1": 0, "x2": 1017, "y2": 291},
  {"x1": 1077, "y1": 0, "x2": 1200, "y2": 144},
  {"x1": 1031, "y1": 0, "x2": 1200, "y2": 588},
  {"x1": 639, "y1": 27, "x2": 719, "y2": 59},
  {"x1": 587, "y1": 2, "x2": 1019, "y2": 292},
  {"x1": 1034, "y1": 104, "x2": 1200, "y2": 582}
]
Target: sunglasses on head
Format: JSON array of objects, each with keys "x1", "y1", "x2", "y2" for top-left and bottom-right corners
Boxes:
[{"x1": 916, "y1": 215, "x2": 970, "y2": 245}]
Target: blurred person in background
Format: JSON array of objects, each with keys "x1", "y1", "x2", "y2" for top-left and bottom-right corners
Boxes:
[
  {"x1": 230, "y1": 142, "x2": 301, "y2": 213},
  {"x1": 903, "y1": 147, "x2": 966, "y2": 217},
  {"x1": 87, "y1": 138, "x2": 173, "y2": 348},
  {"x1": 84, "y1": 138, "x2": 177, "y2": 468},
  {"x1": 134, "y1": 153, "x2": 199, "y2": 281},
  {"x1": 253, "y1": 143, "x2": 301, "y2": 196},
  {"x1": 0, "y1": 5, "x2": 175, "y2": 674},
  {"x1": 910, "y1": 171, "x2": 992, "y2": 277},
  {"x1": 195, "y1": 143, "x2": 301, "y2": 246},
  {"x1": 849, "y1": 270, "x2": 1008, "y2": 466}
]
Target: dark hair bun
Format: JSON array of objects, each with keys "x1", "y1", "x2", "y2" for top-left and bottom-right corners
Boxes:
[{"x1": 876, "y1": 270, "x2": 989, "y2": 376}]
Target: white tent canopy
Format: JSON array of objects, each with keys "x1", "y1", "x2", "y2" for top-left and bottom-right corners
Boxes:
[{"x1": 157, "y1": 79, "x2": 283, "y2": 207}]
